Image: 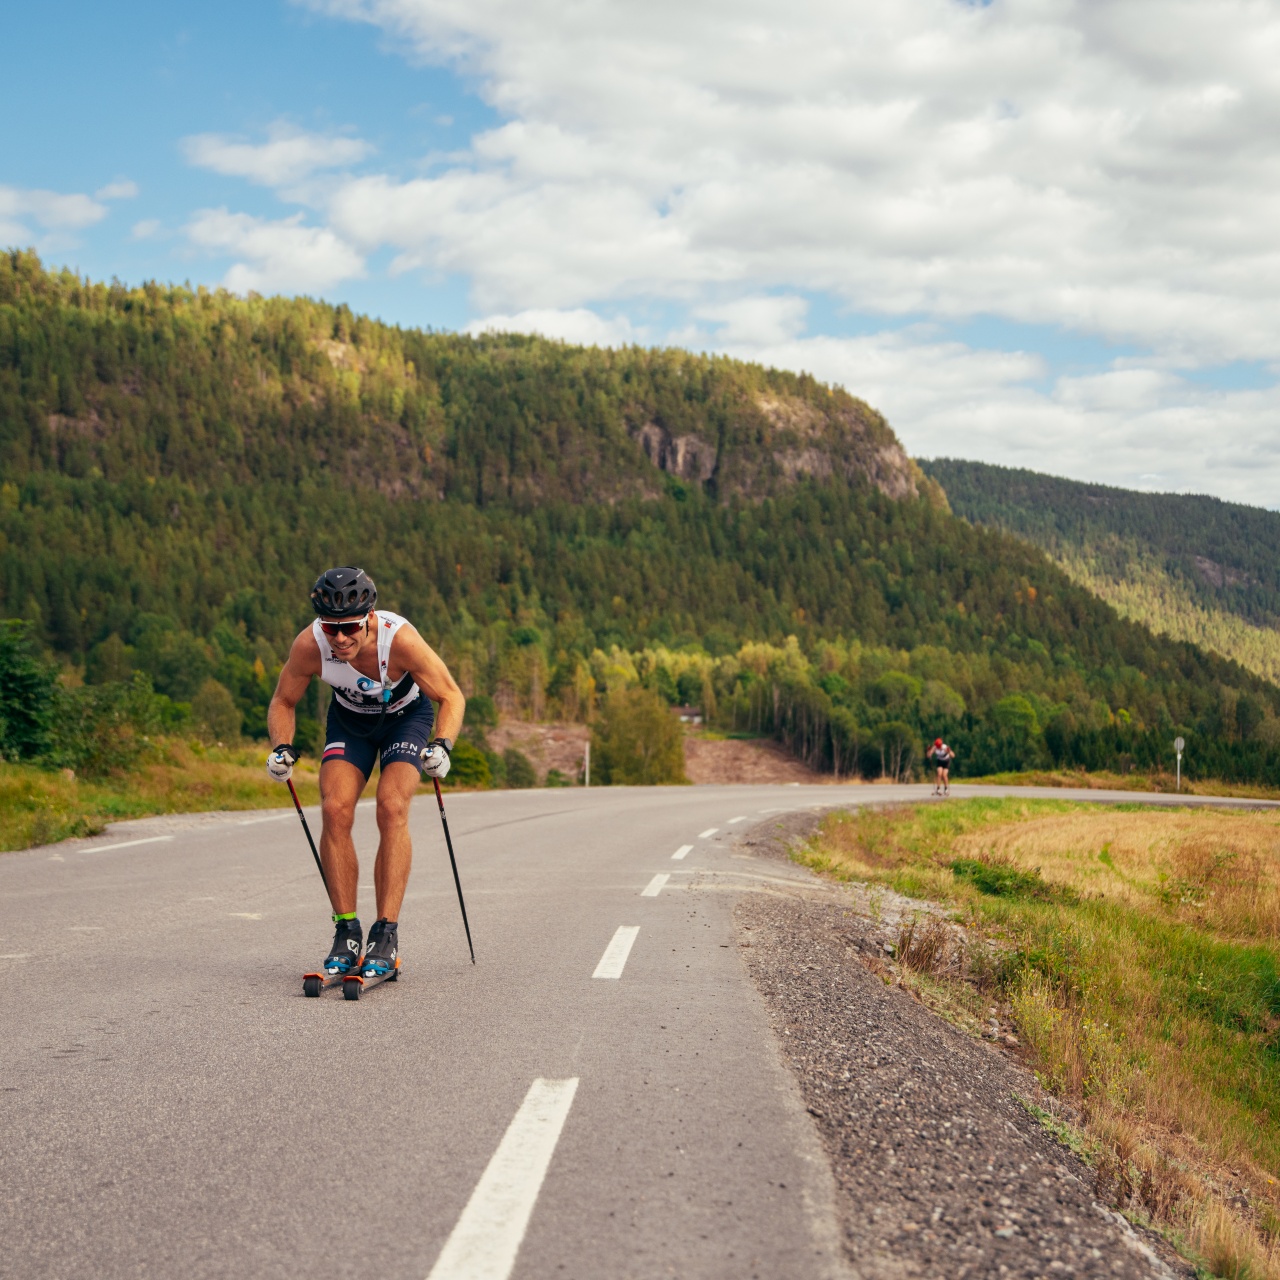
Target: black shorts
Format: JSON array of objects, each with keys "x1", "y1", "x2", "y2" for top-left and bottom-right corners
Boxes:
[
  {"x1": 934, "y1": 756, "x2": 953, "y2": 770},
  {"x1": 321, "y1": 696, "x2": 436, "y2": 781}
]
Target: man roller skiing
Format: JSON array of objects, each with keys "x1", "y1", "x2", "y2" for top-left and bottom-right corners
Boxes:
[
  {"x1": 265, "y1": 567, "x2": 465, "y2": 982},
  {"x1": 928, "y1": 737, "x2": 955, "y2": 796}
]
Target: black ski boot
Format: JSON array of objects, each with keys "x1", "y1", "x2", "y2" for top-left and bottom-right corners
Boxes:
[
  {"x1": 361, "y1": 919, "x2": 399, "y2": 979},
  {"x1": 323, "y1": 917, "x2": 363, "y2": 976}
]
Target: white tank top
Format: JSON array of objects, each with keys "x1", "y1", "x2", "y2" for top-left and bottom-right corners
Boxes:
[{"x1": 312, "y1": 611, "x2": 421, "y2": 715}]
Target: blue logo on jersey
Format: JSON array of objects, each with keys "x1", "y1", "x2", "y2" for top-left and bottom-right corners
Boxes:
[{"x1": 355, "y1": 677, "x2": 378, "y2": 692}]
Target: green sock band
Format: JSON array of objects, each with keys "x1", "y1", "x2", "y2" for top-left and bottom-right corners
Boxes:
[{"x1": 333, "y1": 911, "x2": 357, "y2": 923}]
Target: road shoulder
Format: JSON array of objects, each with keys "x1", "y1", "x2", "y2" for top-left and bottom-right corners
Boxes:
[{"x1": 733, "y1": 813, "x2": 1194, "y2": 1279}]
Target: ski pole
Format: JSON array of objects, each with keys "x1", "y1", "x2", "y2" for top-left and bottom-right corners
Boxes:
[
  {"x1": 433, "y1": 776, "x2": 475, "y2": 964},
  {"x1": 286, "y1": 777, "x2": 328, "y2": 894}
]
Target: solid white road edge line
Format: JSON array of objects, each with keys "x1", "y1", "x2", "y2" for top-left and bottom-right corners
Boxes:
[
  {"x1": 237, "y1": 812, "x2": 293, "y2": 826},
  {"x1": 698, "y1": 827, "x2": 719, "y2": 839},
  {"x1": 640, "y1": 873, "x2": 669, "y2": 897},
  {"x1": 426, "y1": 1077, "x2": 579, "y2": 1280},
  {"x1": 592, "y1": 926, "x2": 640, "y2": 979},
  {"x1": 78, "y1": 835, "x2": 174, "y2": 854},
  {"x1": 671, "y1": 844, "x2": 693, "y2": 860}
]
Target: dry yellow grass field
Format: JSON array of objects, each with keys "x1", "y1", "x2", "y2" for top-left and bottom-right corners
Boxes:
[{"x1": 803, "y1": 798, "x2": 1280, "y2": 1279}]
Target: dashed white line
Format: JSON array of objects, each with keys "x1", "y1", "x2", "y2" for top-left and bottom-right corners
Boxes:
[
  {"x1": 426, "y1": 1077, "x2": 579, "y2": 1280},
  {"x1": 671, "y1": 844, "x2": 693, "y2": 860},
  {"x1": 592, "y1": 926, "x2": 640, "y2": 979},
  {"x1": 728, "y1": 815, "x2": 748, "y2": 824},
  {"x1": 76, "y1": 835, "x2": 174, "y2": 854},
  {"x1": 698, "y1": 827, "x2": 719, "y2": 839},
  {"x1": 640, "y1": 873, "x2": 669, "y2": 897},
  {"x1": 0, "y1": 953, "x2": 30, "y2": 960}
]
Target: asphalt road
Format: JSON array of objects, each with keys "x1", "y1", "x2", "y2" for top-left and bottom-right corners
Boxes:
[{"x1": 3, "y1": 782, "x2": 1273, "y2": 1279}]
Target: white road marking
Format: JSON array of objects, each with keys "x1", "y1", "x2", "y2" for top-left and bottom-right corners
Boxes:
[
  {"x1": 592, "y1": 926, "x2": 640, "y2": 979},
  {"x1": 426, "y1": 1077, "x2": 579, "y2": 1280},
  {"x1": 229, "y1": 912, "x2": 263, "y2": 920},
  {"x1": 671, "y1": 844, "x2": 693, "y2": 860},
  {"x1": 237, "y1": 812, "x2": 292, "y2": 826},
  {"x1": 728, "y1": 815, "x2": 748, "y2": 823},
  {"x1": 0, "y1": 953, "x2": 30, "y2": 960},
  {"x1": 77, "y1": 835, "x2": 173, "y2": 854},
  {"x1": 640, "y1": 874, "x2": 669, "y2": 897},
  {"x1": 698, "y1": 827, "x2": 719, "y2": 839}
]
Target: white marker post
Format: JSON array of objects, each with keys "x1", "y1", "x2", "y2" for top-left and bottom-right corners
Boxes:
[
  {"x1": 583, "y1": 739, "x2": 590, "y2": 788},
  {"x1": 1174, "y1": 736, "x2": 1185, "y2": 792}
]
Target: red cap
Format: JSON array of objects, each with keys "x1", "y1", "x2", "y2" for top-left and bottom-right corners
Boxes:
[{"x1": 934, "y1": 738, "x2": 943, "y2": 746}]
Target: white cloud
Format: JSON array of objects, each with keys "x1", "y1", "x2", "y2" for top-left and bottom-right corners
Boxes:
[
  {"x1": 186, "y1": 209, "x2": 365, "y2": 294},
  {"x1": 301, "y1": 0, "x2": 1280, "y2": 366},
  {"x1": 731, "y1": 327, "x2": 1280, "y2": 506},
  {"x1": 182, "y1": 121, "x2": 373, "y2": 188},
  {"x1": 132, "y1": 219, "x2": 162, "y2": 241},
  {"x1": 465, "y1": 307, "x2": 640, "y2": 346},
  {"x1": 693, "y1": 296, "x2": 808, "y2": 347},
  {"x1": 0, "y1": 184, "x2": 107, "y2": 232},
  {"x1": 0, "y1": 183, "x2": 108, "y2": 250},
  {"x1": 95, "y1": 179, "x2": 139, "y2": 201}
]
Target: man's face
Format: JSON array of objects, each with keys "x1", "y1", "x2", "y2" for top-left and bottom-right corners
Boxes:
[{"x1": 319, "y1": 615, "x2": 370, "y2": 661}]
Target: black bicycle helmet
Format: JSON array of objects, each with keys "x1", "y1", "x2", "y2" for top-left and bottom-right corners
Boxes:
[{"x1": 310, "y1": 566, "x2": 378, "y2": 618}]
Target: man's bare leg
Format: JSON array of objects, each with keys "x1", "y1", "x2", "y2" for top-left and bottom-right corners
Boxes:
[
  {"x1": 373, "y1": 762, "x2": 420, "y2": 920},
  {"x1": 320, "y1": 759, "x2": 366, "y2": 915}
]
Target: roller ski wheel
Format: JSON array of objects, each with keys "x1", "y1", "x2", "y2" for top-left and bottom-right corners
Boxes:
[
  {"x1": 302, "y1": 971, "x2": 345, "y2": 997},
  {"x1": 343, "y1": 958, "x2": 401, "y2": 1000}
]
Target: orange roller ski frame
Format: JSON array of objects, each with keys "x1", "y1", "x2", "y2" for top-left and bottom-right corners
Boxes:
[{"x1": 342, "y1": 958, "x2": 402, "y2": 1001}]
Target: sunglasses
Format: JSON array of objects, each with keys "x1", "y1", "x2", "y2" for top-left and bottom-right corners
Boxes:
[{"x1": 320, "y1": 617, "x2": 367, "y2": 637}]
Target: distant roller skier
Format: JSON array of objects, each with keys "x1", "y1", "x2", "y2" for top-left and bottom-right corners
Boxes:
[
  {"x1": 927, "y1": 738, "x2": 955, "y2": 797},
  {"x1": 265, "y1": 567, "x2": 465, "y2": 987}
]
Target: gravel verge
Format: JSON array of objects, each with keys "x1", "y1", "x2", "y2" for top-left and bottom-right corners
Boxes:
[{"x1": 735, "y1": 814, "x2": 1194, "y2": 1279}]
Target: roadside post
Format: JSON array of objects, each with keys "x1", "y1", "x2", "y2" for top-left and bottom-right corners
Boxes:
[
  {"x1": 584, "y1": 739, "x2": 591, "y2": 787},
  {"x1": 1174, "y1": 736, "x2": 1185, "y2": 791}
]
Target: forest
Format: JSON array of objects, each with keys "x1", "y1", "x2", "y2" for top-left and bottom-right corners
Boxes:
[
  {"x1": 3, "y1": 249, "x2": 1280, "y2": 784},
  {"x1": 925, "y1": 458, "x2": 1280, "y2": 685}
]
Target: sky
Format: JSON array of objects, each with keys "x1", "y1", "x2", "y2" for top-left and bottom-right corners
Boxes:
[{"x1": 5, "y1": 0, "x2": 1280, "y2": 507}]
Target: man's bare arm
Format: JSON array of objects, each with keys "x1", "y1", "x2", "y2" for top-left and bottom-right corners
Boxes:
[
  {"x1": 397, "y1": 627, "x2": 466, "y2": 744},
  {"x1": 267, "y1": 630, "x2": 322, "y2": 747}
]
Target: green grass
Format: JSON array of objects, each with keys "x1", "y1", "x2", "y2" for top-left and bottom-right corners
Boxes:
[
  {"x1": 805, "y1": 798, "x2": 1280, "y2": 1277},
  {"x1": 0, "y1": 741, "x2": 321, "y2": 851}
]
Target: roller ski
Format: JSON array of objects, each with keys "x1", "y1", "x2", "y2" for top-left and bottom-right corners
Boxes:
[
  {"x1": 303, "y1": 916, "x2": 363, "y2": 997},
  {"x1": 344, "y1": 918, "x2": 401, "y2": 1001}
]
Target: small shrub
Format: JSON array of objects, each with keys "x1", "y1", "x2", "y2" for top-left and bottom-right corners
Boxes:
[
  {"x1": 590, "y1": 687, "x2": 688, "y2": 785},
  {"x1": 446, "y1": 738, "x2": 491, "y2": 788},
  {"x1": 503, "y1": 747, "x2": 537, "y2": 789},
  {"x1": 545, "y1": 767, "x2": 570, "y2": 787},
  {"x1": 951, "y1": 856, "x2": 1061, "y2": 900},
  {"x1": 192, "y1": 678, "x2": 242, "y2": 744}
]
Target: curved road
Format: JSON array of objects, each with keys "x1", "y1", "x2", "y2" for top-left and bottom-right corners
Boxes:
[{"x1": 4, "y1": 783, "x2": 1272, "y2": 1279}]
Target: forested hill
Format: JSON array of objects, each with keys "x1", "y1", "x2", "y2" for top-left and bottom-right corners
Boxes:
[
  {"x1": 4, "y1": 250, "x2": 1280, "y2": 784},
  {"x1": 922, "y1": 459, "x2": 1280, "y2": 686}
]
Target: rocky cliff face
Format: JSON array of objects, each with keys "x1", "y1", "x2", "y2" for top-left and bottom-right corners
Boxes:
[{"x1": 627, "y1": 387, "x2": 942, "y2": 506}]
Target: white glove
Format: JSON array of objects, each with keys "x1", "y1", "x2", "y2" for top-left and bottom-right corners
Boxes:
[
  {"x1": 420, "y1": 739, "x2": 452, "y2": 779},
  {"x1": 266, "y1": 744, "x2": 298, "y2": 782}
]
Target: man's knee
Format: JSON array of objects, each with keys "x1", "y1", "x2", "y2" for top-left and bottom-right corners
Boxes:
[
  {"x1": 322, "y1": 794, "x2": 357, "y2": 832},
  {"x1": 376, "y1": 793, "x2": 412, "y2": 830}
]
